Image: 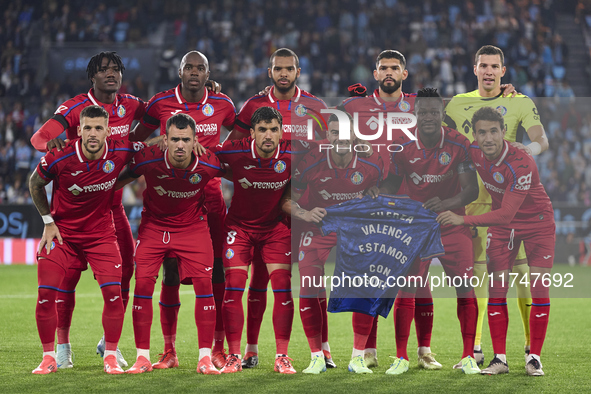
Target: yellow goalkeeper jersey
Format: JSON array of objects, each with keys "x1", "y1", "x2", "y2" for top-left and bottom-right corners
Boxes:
[{"x1": 443, "y1": 89, "x2": 543, "y2": 204}]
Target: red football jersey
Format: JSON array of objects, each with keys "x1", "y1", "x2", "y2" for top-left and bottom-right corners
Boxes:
[
  {"x1": 293, "y1": 149, "x2": 384, "y2": 210},
  {"x1": 390, "y1": 126, "x2": 472, "y2": 218},
  {"x1": 53, "y1": 89, "x2": 146, "y2": 141},
  {"x1": 141, "y1": 84, "x2": 236, "y2": 147},
  {"x1": 234, "y1": 86, "x2": 328, "y2": 140},
  {"x1": 469, "y1": 140, "x2": 553, "y2": 224},
  {"x1": 36, "y1": 138, "x2": 145, "y2": 234},
  {"x1": 211, "y1": 138, "x2": 292, "y2": 231},
  {"x1": 129, "y1": 147, "x2": 225, "y2": 230}
]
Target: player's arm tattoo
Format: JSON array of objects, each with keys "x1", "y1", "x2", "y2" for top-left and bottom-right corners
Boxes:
[
  {"x1": 29, "y1": 171, "x2": 51, "y2": 216},
  {"x1": 145, "y1": 135, "x2": 163, "y2": 147}
]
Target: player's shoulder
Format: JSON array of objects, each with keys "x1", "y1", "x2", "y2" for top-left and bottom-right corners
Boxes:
[
  {"x1": 217, "y1": 137, "x2": 250, "y2": 153},
  {"x1": 118, "y1": 93, "x2": 145, "y2": 105},
  {"x1": 43, "y1": 139, "x2": 79, "y2": 166},
  {"x1": 146, "y1": 88, "x2": 177, "y2": 107},
  {"x1": 403, "y1": 92, "x2": 417, "y2": 98},
  {"x1": 199, "y1": 148, "x2": 221, "y2": 164},
  {"x1": 357, "y1": 152, "x2": 384, "y2": 172},
  {"x1": 54, "y1": 94, "x2": 91, "y2": 116},
  {"x1": 131, "y1": 145, "x2": 163, "y2": 166},
  {"x1": 454, "y1": 90, "x2": 480, "y2": 98},
  {"x1": 299, "y1": 89, "x2": 327, "y2": 107},
  {"x1": 208, "y1": 91, "x2": 236, "y2": 107},
  {"x1": 504, "y1": 143, "x2": 535, "y2": 165},
  {"x1": 443, "y1": 127, "x2": 470, "y2": 145}
]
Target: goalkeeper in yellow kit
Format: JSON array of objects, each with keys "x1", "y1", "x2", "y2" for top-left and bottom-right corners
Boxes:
[{"x1": 444, "y1": 45, "x2": 549, "y2": 366}]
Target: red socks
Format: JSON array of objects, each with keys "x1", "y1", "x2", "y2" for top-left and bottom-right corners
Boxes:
[
  {"x1": 529, "y1": 298, "x2": 550, "y2": 356},
  {"x1": 414, "y1": 282, "x2": 433, "y2": 348},
  {"x1": 223, "y1": 269, "x2": 248, "y2": 355},
  {"x1": 193, "y1": 278, "x2": 216, "y2": 350},
  {"x1": 270, "y1": 269, "x2": 293, "y2": 355},
  {"x1": 394, "y1": 291, "x2": 415, "y2": 360},
  {"x1": 159, "y1": 283, "x2": 181, "y2": 351},
  {"x1": 56, "y1": 269, "x2": 80, "y2": 344},
  {"x1": 352, "y1": 312, "x2": 374, "y2": 350},
  {"x1": 97, "y1": 276, "x2": 124, "y2": 351},
  {"x1": 457, "y1": 291, "x2": 478, "y2": 358},
  {"x1": 245, "y1": 257, "x2": 269, "y2": 347},
  {"x1": 212, "y1": 281, "x2": 226, "y2": 352},
  {"x1": 132, "y1": 278, "x2": 155, "y2": 349}
]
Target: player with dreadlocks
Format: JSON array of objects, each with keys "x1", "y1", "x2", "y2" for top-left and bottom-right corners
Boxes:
[{"x1": 30, "y1": 51, "x2": 147, "y2": 371}]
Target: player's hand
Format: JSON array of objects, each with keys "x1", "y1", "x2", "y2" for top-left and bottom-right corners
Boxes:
[
  {"x1": 299, "y1": 207, "x2": 327, "y2": 223},
  {"x1": 500, "y1": 83, "x2": 520, "y2": 98},
  {"x1": 509, "y1": 141, "x2": 532, "y2": 155},
  {"x1": 205, "y1": 80, "x2": 222, "y2": 94},
  {"x1": 364, "y1": 186, "x2": 380, "y2": 199},
  {"x1": 436, "y1": 211, "x2": 464, "y2": 226},
  {"x1": 423, "y1": 197, "x2": 447, "y2": 212},
  {"x1": 38, "y1": 222, "x2": 63, "y2": 255},
  {"x1": 157, "y1": 138, "x2": 167, "y2": 152},
  {"x1": 258, "y1": 85, "x2": 272, "y2": 96},
  {"x1": 47, "y1": 138, "x2": 69, "y2": 152},
  {"x1": 194, "y1": 141, "x2": 207, "y2": 156}
]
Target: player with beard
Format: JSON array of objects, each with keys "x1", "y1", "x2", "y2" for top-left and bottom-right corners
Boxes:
[
  {"x1": 130, "y1": 51, "x2": 235, "y2": 370},
  {"x1": 30, "y1": 52, "x2": 146, "y2": 369},
  {"x1": 226, "y1": 48, "x2": 333, "y2": 369}
]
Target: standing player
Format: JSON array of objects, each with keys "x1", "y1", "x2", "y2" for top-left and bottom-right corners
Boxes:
[
  {"x1": 443, "y1": 45, "x2": 549, "y2": 364},
  {"x1": 29, "y1": 105, "x2": 145, "y2": 374},
  {"x1": 282, "y1": 113, "x2": 384, "y2": 374},
  {"x1": 116, "y1": 113, "x2": 225, "y2": 375},
  {"x1": 30, "y1": 52, "x2": 146, "y2": 368},
  {"x1": 213, "y1": 107, "x2": 295, "y2": 374},
  {"x1": 367, "y1": 88, "x2": 480, "y2": 375},
  {"x1": 438, "y1": 106, "x2": 554, "y2": 376},
  {"x1": 226, "y1": 48, "x2": 330, "y2": 368},
  {"x1": 131, "y1": 51, "x2": 236, "y2": 369}
]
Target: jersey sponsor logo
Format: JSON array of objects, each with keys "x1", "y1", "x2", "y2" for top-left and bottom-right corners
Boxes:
[
  {"x1": 225, "y1": 249, "x2": 234, "y2": 259},
  {"x1": 274, "y1": 160, "x2": 286, "y2": 173},
  {"x1": 110, "y1": 125, "x2": 130, "y2": 137},
  {"x1": 319, "y1": 189, "x2": 360, "y2": 201},
  {"x1": 295, "y1": 103, "x2": 307, "y2": 117},
  {"x1": 496, "y1": 105, "x2": 507, "y2": 116},
  {"x1": 398, "y1": 100, "x2": 411, "y2": 112},
  {"x1": 438, "y1": 152, "x2": 451, "y2": 166},
  {"x1": 202, "y1": 103, "x2": 214, "y2": 116},
  {"x1": 543, "y1": 255, "x2": 552, "y2": 259},
  {"x1": 117, "y1": 105, "x2": 126, "y2": 118},
  {"x1": 489, "y1": 312, "x2": 501, "y2": 316},
  {"x1": 189, "y1": 174, "x2": 202, "y2": 184},
  {"x1": 55, "y1": 105, "x2": 69, "y2": 114},
  {"x1": 319, "y1": 177, "x2": 332, "y2": 182},
  {"x1": 283, "y1": 124, "x2": 308, "y2": 136},
  {"x1": 50, "y1": 241, "x2": 55, "y2": 250},
  {"x1": 463, "y1": 106, "x2": 473, "y2": 111},
  {"x1": 157, "y1": 174, "x2": 170, "y2": 179},
  {"x1": 68, "y1": 179, "x2": 117, "y2": 195},
  {"x1": 369, "y1": 108, "x2": 382, "y2": 112},
  {"x1": 409, "y1": 157, "x2": 421, "y2": 163},
  {"x1": 244, "y1": 165, "x2": 256, "y2": 170},
  {"x1": 350, "y1": 171, "x2": 364, "y2": 185},
  {"x1": 408, "y1": 170, "x2": 454, "y2": 185},
  {"x1": 482, "y1": 180, "x2": 505, "y2": 195},
  {"x1": 536, "y1": 313, "x2": 547, "y2": 318},
  {"x1": 515, "y1": 172, "x2": 532, "y2": 191},
  {"x1": 493, "y1": 172, "x2": 504, "y2": 183},
  {"x1": 298, "y1": 251, "x2": 305, "y2": 261},
  {"x1": 195, "y1": 123, "x2": 218, "y2": 136},
  {"x1": 103, "y1": 160, "x2": 115, "y2": 173},
  {"x1": 71, "y1": 171, "x2": 83, "y2": 176},
  {"x1": 153, "y1": 185, "x2": 200, "y2": 199},
  {"x1": 68, "y1": 184, "x2": 83, "y2": 195},
  {"x1": 238, "y1": 177, "x2": 288, "y2": 191}
]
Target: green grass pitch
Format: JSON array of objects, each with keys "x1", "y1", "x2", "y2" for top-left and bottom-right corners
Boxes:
[{"x1": 1, "y1": 264, "x2": 590, "y2": 393}]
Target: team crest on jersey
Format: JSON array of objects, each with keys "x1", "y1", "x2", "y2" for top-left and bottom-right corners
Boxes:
[
  {"x1": 103, "y1": 160, "x2": 115, "y2": 173},
  {"x1": 496, "y1": 106, "x2": 507, "y2": 116},
  {"x1": 189, "y1": 174, "x2": 202, "y2": 184},
  {"x1": 274, "y1": 160, "x2": 286, "y2": 173},
  {"x1": 398, "y1": 100, "x2": 411, "y2": 112},
  {"x1": 438, "y1": 152, "x2": 451, "y2": 165},
  {"x1": 493, "y1": 172, "x2": 504, "y2": 183},
  {"x1": 298, "y1": 251, "x2": 305, "y2": 261},
  {"x1": 351, "y1": 171, "x2": 364, "y2": 185},
  {"x1": 117, "y1": 105, "x2": 126, "y2": 118},
  {"x1": 295, "y1": 104, "x2": 307, "y2": 117},
  {"x1": 202, "y1": 104, "x2": 214, "y2": 116},
  {"x1": 50, "y1": 241, "x2": 55, "y2": 251},
  {"x1": 226, "y1": 249, "x2": 234, "y2": 259}
]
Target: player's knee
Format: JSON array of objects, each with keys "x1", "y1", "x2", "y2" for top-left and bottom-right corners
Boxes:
[{"x1": 211, "y1": 258, "x2": 225, "y2": 284}]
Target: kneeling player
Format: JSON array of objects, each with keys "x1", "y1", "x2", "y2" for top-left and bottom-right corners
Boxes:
[
  {"x1": 117, "y1": 113, "x2": 225, "y2": 374},
  {"x1": 438, "y1": 106, "x2": 555, "y2": 376}
]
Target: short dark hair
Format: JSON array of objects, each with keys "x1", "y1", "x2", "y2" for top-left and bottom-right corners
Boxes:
[
  {"x1": 474, "y1": 45, "x2": 504, "y2": 66},
  {"x1": 471, "y1": 106, "x2": 505, "y2": 131},
  {"x1": 251, "y1": 106, "x2": 283, "y2": 129},
  {"x1": 415, "y1": 87, "x2": 444, "y2": 109},
  {"x1": 327, "y1": 112, "x2": 353, "y2": 126},
  {"x1": 166, "y1": 113, "x2": 196, "y2": 136},
  {"x1": 86, "y1": 52, "x2": 125, "y2": 83},
  {"x1": 269, "y1": 48, "x2": 299, "y2": 68},
  {"x1": 376, "y1": 50, "x2": 406, "y2": 69},
  {"x1": 80, "y1": 105, "x2": 109, "y2": 122}
]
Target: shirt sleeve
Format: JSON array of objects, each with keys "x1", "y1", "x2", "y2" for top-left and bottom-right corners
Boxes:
[
  {"x1": 140, "y1": 96, "x2": 161, "y2": 129},
  {"x1": 36, "y1": 153, "x2": 58, "y2": 181},
  {"x1": 463, "y1": 190, "x2": 527, "y2": 227},
  {"x1": 518, "y1": 96, "x2": 543, "y2": 130}
]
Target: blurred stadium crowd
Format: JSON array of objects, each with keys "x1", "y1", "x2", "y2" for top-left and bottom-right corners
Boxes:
[{"x1": 0, "y1": 0, "x2": 590, "y2": 208}]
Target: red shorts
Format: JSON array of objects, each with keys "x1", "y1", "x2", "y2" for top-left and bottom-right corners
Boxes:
[
  {"x1": 37, "y1": 230, "x2": 122, "y2": 278},
  {"x1": 414, "y1": 226, "x2": 473, "y2": 279},
  {"x1": 487, "y1": 221, "x2": 555, "y2": 272},
  {"x1": 296, "y1": 225, "x2": 337, "y2": 270},
  {"x1": 204, "y1": 181, "x2": 227, "y2": 259},
  {"x1": 135, "y1": 219, "x2": 213, "y2": 282},
  {"x1": 223, "y1": 221, "x2": 291, "y2": 268}
]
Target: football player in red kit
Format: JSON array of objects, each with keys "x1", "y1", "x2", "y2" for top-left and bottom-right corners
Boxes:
[
  {"x1": 29, "y1": 105, "x2": 145, "y2": 374},
  {"x1": 437, "y1": 106, "x2": 555, "y2": 376},
  {"x1": 131, "y1": 51, "x2": 236, "y2": 369}
]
